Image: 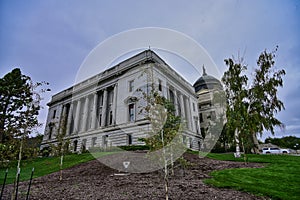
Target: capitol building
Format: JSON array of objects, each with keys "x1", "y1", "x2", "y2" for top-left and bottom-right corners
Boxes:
[{"x1": 41, "y1": 50, "x2": 223, "y2": 152}]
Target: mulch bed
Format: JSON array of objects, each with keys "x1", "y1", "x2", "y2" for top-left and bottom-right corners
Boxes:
[{"x1": 2, "y1": 153, "x2": 265, "y2": 200}]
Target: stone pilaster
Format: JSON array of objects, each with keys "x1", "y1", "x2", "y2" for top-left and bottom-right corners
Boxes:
[
  {"x1": 82, "y1": 96, "x2": 90, "y2": 132},
  {"x1": 112, "y1": 84, "x2": 118, "y2": 125},
  {"x1": 91, "y1": 92, "x2": 98, "y2": 130},
  {"x1": 180, "y1": 93, "x2": 186, "y2": 120},
  {"x1": 66, "y1": 103, "x2": 73, "y2": 135},
  {"x1": 74, "y1": 99, "x2": 81, "y2": 133},
  {"x1": 101, "y1": 89, "x2": 108, "y2": 127}
]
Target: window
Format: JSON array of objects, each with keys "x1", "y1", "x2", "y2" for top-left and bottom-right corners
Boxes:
[
  {"x1": 158, "y1": 79, "x2": 162, "y2": 91},
  {"x1": 82, "y1": 139, "x2": 87, "y2": 151},
  {"x1": 98, "y1": 114, "x2": 102, "y2": 126},
  {"x1": 198, "y1": 141, "x2": 201, "y2": 150},
  {"x1": 169, "y1": 89, "x2": 175, "y2": 104},
  {"x1": 128, "y1": 80, "x2": 134, "y2": 92},
  {"x1": 192, "y1": 103, "x2": 195, "y2": 112},
  {"x1": 48, "y1": 126, "x2": 53, "y2": 140},
  {"x1": 52, "y1": 110, "x2": 56, "y2": 119},
  {"x1": 64, "y1": 105, "x2": 70, "y2": 125},
  {"x1": 200, "y1": 113, "x2": 203, "y2": 123},
  {"x1": 92, "y1": 137, "x2": 97, "y2": 147},
  {"x1": 109, "y1": 111, "x2": 113, "y2": 125},
  {"x1": 128, "y1": 103, "x2": 135, "y2": 122},
  {"x1": 182, "y1": 135, "x2": 187, "y2": 145},
  {"x1": 69, "y1": 116, "x2": 74, "y2": 135},
  {"x1": 177, "y1": 98, "x2": 181, "y2": 116},
  {"x1": 102, "y1": 135, "x2": 108, "y2": 147},
  {"x1": 189, "y1": 138, "x2": 193, "y2": 149},
  {"x1": 98, "y1": 92, "x2": 104, "y2": 106},
  {"x1": 108, "y1": 89, "x2": 114, "y2": 104},
  {"x1": 194, "y1": 117, "x2": 199, "y2": 134},
  {"x1": 127, "y1": 134, "x2": 132, "y2": 145},
  {"x1": 270, "y1": 147, "x2": 280, "y2": 150},
  {"x1": 201, "y1": 128, "x2": 205, "y2": 138},
  {"x1": 73, "y1": 140, "x2": 78, "y2": 152}
]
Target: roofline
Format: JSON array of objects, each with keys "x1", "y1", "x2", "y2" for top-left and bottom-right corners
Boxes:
[{"x1": 48, "y1": 49, "x2": 195, "y2": 106}]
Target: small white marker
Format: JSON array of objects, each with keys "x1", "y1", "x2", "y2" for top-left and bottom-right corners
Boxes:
[{"x1": 123, "y1": 161, "x2": 130, "y2": 169}]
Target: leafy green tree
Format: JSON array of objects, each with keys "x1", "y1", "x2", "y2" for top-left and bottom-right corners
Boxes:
[
  {"x1": 0, "y1": 68, "x2": 50, "y2": 199},
  {"x1": 222, "y1": 57, "x2": 248, "y2": 157},
  {"x1": 0, "y1": 68, "x2": 49, "y2": 144},
  {"x1": 222, "y1": 47, "x2": 285, "y2": 156},
  {"x1": 248, "y1": 47, "x2": 285, "y2": 153}
]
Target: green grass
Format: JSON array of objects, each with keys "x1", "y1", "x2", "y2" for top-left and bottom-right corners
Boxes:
[
  {"x1": 198, "y1": 152, "x2": 300, "y2": 200},
  {"x1": 0, "y1": 152, "x2": 114, "y2": 185}
]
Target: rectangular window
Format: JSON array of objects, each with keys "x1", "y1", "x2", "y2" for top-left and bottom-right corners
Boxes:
[
  {"x1": 99, "y1": 93, "x2": 104, "y2": 106},
  {"x1": 82, "y1": 139, "x2": 87, "y2": 151},
  {"x1": 201, "y1": 128, "x2": 205, "y2": 138},
  {"x1": 192, "y1": 103, "x2": 195, "y2": 112},
  {"x1": 52, "y1": 110, "x2": 56, "y2": 119},
  {"x1": 109, "y1": 111, "x2": 113, "y2": 125},
  {"x1": 73, "y1": 140, "x2": 78, "y2": 152},
  {"x1": 92, "y1": 137, "x2": 97, "y2": 147},
  {"x1": 64, "y1": 105, "x2": 70, "y2": 126},
  {"x1": 177, "y1": 94, "x2": 181, "y2": 116},
  {"x1": 48, "y1": 126, "x2": 53, "y2": 140},
  {"x1": 129, "y1": 80, "x2": 134, "y2": 92},
  {"x1": 169, "y1": 89, "x2": 175, "y2": 104},
  {"x1": 194, "y1": 117, "x2": 199, "y2": 134},
  {"x1": 158, "y1": 79, "x2": 162, "y2": 91},
  {"x1": 102, "y1": 135, "x2": 108, "y2": 147},
  {"x1": 200, "y1": 113, "x2": 203, "y2": 123},
  {"x1": 128, "y1": 104, "x2": 135, "y2": 122},
  {"x1": 99, "y1": 114, "x2": 102, "y2": 126},
  {"x1": 182, "y1": 135, "x2": 186, "y2": 145},
  {"x1": 189, "y1": 138, "x2": 193, "y2": 149},
  {"x1": 127, "y1": 134, "x2": 132, "y2": 145},
  {"x1": 108, "y1": 90, "x2": 114, "y2": 104},
  {"x1": 69, "y1": 116, "x2": 74, "y2": 135}
]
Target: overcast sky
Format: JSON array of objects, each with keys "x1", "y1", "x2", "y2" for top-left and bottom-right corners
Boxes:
[{"x1": 0, "y1": 0, "x2": 299, "y2": 141}]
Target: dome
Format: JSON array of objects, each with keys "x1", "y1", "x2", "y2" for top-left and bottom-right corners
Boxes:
[{"x1": 193, "y1": 66, "x2": 222, "y2": 93}]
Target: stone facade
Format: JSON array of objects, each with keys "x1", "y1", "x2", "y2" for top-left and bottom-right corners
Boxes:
[
  {"x1": 193, "y1": 66, "x2": 226, "y2": 150},
  {"x1": 41, "y1": 50, "x2": 202, "y2": 152}
]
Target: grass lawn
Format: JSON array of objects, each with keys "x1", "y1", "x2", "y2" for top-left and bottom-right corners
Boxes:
[
  {"x1": 201, "y1": 152, "x2": 300, "y2": 200},
  {"x1": 0, "y1": 151, "x2": 114, "y2": 185}
]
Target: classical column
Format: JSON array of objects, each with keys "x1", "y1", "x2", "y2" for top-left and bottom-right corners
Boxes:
[
  {"x1": 74, "y1": 99, "x2": 81, "y2": 133},
  {"x1": 91, "y1": 92, "x2": 98, "y2": 130},
  {"x1": 82, "y1": 96, "x2": 90, "y2": 132},
  {"x1": 180, "y1": 93, "x2": 186, "y2": 120},
  {"x1": 66, "y1": 103, "x2": 73, "y2": 135},
  {"x1": 101, "y1": 89, "x2": 108, "y2": 127},
  {"x1": 57, "y1": 104, "x2": 66, "y2": 135},
  {"x1": 174, "y1": 90, "x2": 179, "y2": 116},
  {"x1": 186, "y1": 98, "x2": 192, "y2": 130},
  {"x1": 183, "y1": 95, "x2": 192, "y2": 129},
  {"x1": 112, "y1": 84, "x2": 118, "y2": 125}
]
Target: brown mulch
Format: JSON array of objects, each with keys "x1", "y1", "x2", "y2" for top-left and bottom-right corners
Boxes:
[{"x1": 2, "y1": 153, "x2": 266, "y2": 200}]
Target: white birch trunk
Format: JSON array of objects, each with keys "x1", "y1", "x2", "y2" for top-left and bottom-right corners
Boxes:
[{"x1": 234, "y1": 128, "x2": 241, "y2": 158}]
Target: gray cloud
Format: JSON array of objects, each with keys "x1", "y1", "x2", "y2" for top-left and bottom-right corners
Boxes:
[{"x1": 0, "y1": 0, "x2": 299, "y2": 139}]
